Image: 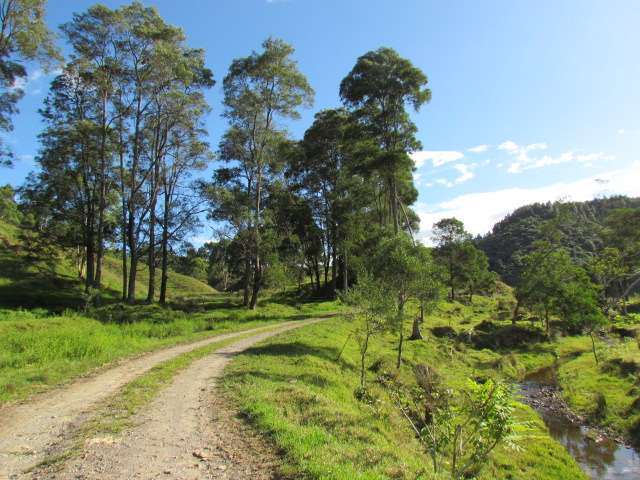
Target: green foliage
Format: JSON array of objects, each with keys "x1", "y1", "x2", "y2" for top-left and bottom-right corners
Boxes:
[
  {"x1": 0, "y1": 0, "x2": 60, "y2": 166},
  {"x1": 516, "y1": 241, "x2": 606, "y2": 335},
  {"x1": 425, "y1": 379, "x2": 516, "y2": 479},
  {"x1": 340, "y1": 46, "x2": 429, "y2": 234},
  {"x1": 341, "y1": 274, "x2": 394, "y2": 387},
  {"x1": 367, "y1": 233, "x2": 441, "y2": 366},
  {"x1": 211, "y1": 37, "x2": 314, "y2": 308},
  {"x1": 603, "y1": 208, "x2": 640, "y2": 305},
  {"x1": 478, "y1": 196, "x2": 640, "y2": 284},
  {"x1": 433, "y1": 217, "x2": 491, "y2": 302},
  {"x1": 0, "y1": 184, "x2": 19, "y2": 224},
  {"x1": 0, "y1": 218, "x2": 216, "y2": 310}
]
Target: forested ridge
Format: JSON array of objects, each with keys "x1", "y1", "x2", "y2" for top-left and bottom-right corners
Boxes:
[
  {"x1": 478, "y1": 196, "x2": 640, "y2": 283},
  {"x1": 1, "y1": 1, "x2": 640, "y2": 480}
]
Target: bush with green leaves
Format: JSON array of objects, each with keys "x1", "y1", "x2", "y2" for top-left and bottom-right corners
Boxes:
[
  {"x1": 384, "y1": 366, "x2": 517, "y2": 479},
  {"x1": 340, "y1": 274, "x2": 394, "y2": 389}
]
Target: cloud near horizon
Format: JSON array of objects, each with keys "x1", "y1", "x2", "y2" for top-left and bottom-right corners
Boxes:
[{"x1": 415, "y1": 162, "x2": 640, "y2": 243}]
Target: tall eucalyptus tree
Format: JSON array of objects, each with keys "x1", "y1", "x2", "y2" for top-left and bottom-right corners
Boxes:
[
  {"x1": 340, "y1": 47, "x2": 429, "y2": 234},
  {"x1": 216, "y1": 37, "x2": 313, "y2": 308}
]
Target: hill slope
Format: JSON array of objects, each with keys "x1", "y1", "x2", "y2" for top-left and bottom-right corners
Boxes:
[
  {"x1": 0, "y1": 219, "x2": 215, "y2": 309},
  {"x1": 477, "y1": 195, "x2": 640, "y2": 284}
]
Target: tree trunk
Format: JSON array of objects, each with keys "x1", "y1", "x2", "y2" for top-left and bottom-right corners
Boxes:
[
  {"x1": 159, "y1": 234, "x2": 169, "y2": 305},
  {"x1": 342, "y1": 247, "x2": 348, "y2": 291},
  {"x1": 313, "y1": 258, "x2": 321, "y2": 292},
  {"x1": 121, "y1": 243, "x2": 128, "y2": 302},
  {"x1": 396, "y1": 298, "x2": 405, "y2": 368},
  {"x1": 590, "y1": 331, "x2": 599, "y2": 364},
  {"x1": 512, "y1": 298, "x2": 521, "y2": 325},
  {"x1": 323, "y1": 259, "x2": 329, "y2": 288},
  {"x1": 544, "y1": 308, "x2": 550, "y2": 336},
  {"x1": 159, "y1": 191, "x2": 170, "y2": 305},
  {"x1": 118, "y1": 121, "x2": 128, "y2": 302},
  {"x1": 409, "y1": 303, "x2": 424, "y2": 340},
  {"x1": 85, "y1": 208, "x2": 95, "y2": 292},
  {"x1": 77, "y1": 245, "x2": 85, "y2": 279},
  {"x1": 94, "y1": 94, "x2": 108, "y2": 290},
  {"x1": 85, "y1": 239, "x2": 95, "y2": 291},
  {"x1": 249, "y1": 262, "x2": 261, "y2": 310},
  {"x1": 147, "y1": 218, "x2": 156, "y2": 303},
  {"x1": 127, "y1": 252, "x2": 137, "y2": 304},
  {"x1": 127, "y1": 204, "x2": 137, "y2": 304},
  {"x1": 95, "y1": 206, "x2": 104, "y2": 290},
  {"x1": 127, "y1": 95, "x2": 143, "y2": 305},
  {"x1": 147, "y1": 158, "x2": 161, "y2": 304},
  {"x1": 242, "y1": 259, "x2": 251, "y2": 307},
  {"x1": 331, "y1": 240, "x2": 337, "y2": 297},
  {"x1": 360, "y1": 333, "x2": 369, "y2": 389},
  {"x1": 390, "y1": 177, "x2": 399, "y2": 234}
]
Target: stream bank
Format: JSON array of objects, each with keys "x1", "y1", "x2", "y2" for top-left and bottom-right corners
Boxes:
[{"x1": 519, "y1": 365, "x2": 640, "y2": 479}]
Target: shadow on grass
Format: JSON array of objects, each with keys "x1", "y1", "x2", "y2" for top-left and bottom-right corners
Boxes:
[
  {"x1": 226, "y1": 369, "x2": 338, "y2": 388},
  {"x1": 0, "y1": 249, "x2": 83, "y2": 310},
  {"x1": 241, "y1": 341, "x2": 347, "y2": 364}
]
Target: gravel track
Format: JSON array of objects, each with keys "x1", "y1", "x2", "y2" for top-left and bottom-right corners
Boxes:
[{"x1": 0, "y1": 322, "x2": 296, "y2": 479}]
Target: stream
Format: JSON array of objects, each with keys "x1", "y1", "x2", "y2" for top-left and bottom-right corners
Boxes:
[{"x1": 519, "y1": 366, "x2": 640, "y2": 479}]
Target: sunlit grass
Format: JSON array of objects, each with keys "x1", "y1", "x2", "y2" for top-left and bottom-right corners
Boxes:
[
  {"x1": 0, "y1": 294, "x2": 341, "y2": 405},
  {"x1": 223, "y1": 313, "x2": 587, "y2": 479}
]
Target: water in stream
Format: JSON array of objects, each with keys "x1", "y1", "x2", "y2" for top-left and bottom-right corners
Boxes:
[{"x1": 520, "y1": 367, "x2": 640, "y2": 479}]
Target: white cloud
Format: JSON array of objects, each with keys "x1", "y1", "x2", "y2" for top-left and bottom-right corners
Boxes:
[
  {"x1": 9, "y1": 68, "x2": 56, "y2": 96},
  {"x1": 453, "y1": 163, "x2": 474, "y2": 184},
  {"x1": 498, "y1": 139, "x2": 612, "y2": 173},
  {"x1": 468, "y1": 144, "x2": 489, "y2": 153},
  {"x1": 10, "y1": 68, "x2": 43, "y2": 92},
  {"x1": 411, "y1": 150, "x2": 464, "y2": 168},
  {"x1": 507, "y1": 150, "x2": 613, "y2": 173},
  {"x1": 415, "y1": 162, "x2": 640, "y2": 243},
  {"x1": 431, "y1": 164, "x2": 475, "y2": 188},
  {"x1": 497, "y1": 140, "x2": 519, "y2": 152},
  {"x1": 435, "y1": 178, "x2": 453, "y2": 188}
]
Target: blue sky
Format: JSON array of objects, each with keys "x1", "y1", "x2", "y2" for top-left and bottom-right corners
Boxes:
[{"x1": 3, "y1": 0, "x2": 639, "y2": 241}]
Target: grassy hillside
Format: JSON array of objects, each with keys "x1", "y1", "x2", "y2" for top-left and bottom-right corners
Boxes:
[{"x1": 0, "y1": 219, "x2": 214, "y2": 310}]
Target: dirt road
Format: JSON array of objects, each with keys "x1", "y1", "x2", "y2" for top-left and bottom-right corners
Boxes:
[{"x1": 0, "y1": 320, "x2": 318, "y2": 479}]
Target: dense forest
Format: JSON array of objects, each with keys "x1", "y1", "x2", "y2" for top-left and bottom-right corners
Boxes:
[
  {"x1": 479, "y1": 196, "x2": 640, "y2": 284},
  {"x1": 1, "y1": 1, "x2": 640, "y2": 480}
]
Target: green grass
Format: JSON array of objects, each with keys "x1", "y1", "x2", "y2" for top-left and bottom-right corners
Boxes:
[
  {"x1": 223, "y1": 311, "x2": 587, "y2": 479},
  {"x1": 557, "y1": 336, "x2": 640, "y2": 438},
  {"x1": 0, "y1": 293, "x2": 340, "y2": 405}
]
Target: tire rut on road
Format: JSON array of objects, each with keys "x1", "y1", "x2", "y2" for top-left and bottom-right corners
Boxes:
[
  {"x1": 37, "y1": 319, "x2": 321, "y2": 480},
  {"x1": 0, "y1": 322, "x2": 293, "y2": 479}
]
